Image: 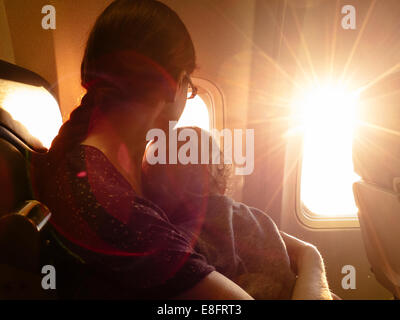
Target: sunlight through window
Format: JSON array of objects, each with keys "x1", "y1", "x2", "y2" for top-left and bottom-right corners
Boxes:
[
  {"x1": 177, "y1": 95, "x2": 210, "y2": 131},
  {"x1": 295, "y1": 84, "x2": 360, "y2": 217},
  {"x1": 0, "y1": 79, "x2": 62, "y2": 149}
]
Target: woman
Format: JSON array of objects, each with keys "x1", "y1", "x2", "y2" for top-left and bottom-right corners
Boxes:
[{"x1": 39, "y1": 0, "x2": 332, "y2": 299}]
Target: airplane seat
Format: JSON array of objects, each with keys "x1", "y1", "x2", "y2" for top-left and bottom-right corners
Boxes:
[
  {"x1": 353, "y1": 182, "x2": 400, "y2": 298},
  {"x1": 0, "y1": 112, "x2": 53, "y2": 299},
  {"x1": 0, "y1": 61, "x2": 54, "y2": 299},
  {"x1": 0, "y1": 61, "x2": 139, "y2": 299},
  {"x1": 0, "y1": 108, "x2": 46, "y2": 217},
  {"x1": 0, "y1": 61, "x2": 153, "y2": 299},
  {"x1": 353, "y1": 71, "x2": 400, "y2": 299}
]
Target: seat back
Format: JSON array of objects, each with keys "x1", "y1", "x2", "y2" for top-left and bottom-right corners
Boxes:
[
  {"x1": 0, "y1": 61, "x2": 58, "y2": 299},
  {"x1": 0, "y1": 114, "x2": 53, "y2": 298},
  {"x1": 0, "y1": 106, "x2": 45, "y2": 215},
  {"x1": 353, "y1": 181, "x2": 400, "y2": 298},
  {"x1": 0, "y1": 137, "x2": 30, "y2": 217},
  {"x1": 0, "y1": 122, "x2": 53, "y2": 298},
  {"x1": 353, "y1": 71, "x2": 400, "y2": 298}
]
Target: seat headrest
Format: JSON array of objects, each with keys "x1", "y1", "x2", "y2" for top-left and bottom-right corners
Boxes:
[
  {"x1": 0, "y1": 60, "x2": 54, "y2": 98},
  {"x1": 353, "y1": 72, "x2": 400, "y2": 190},
  {"x1": 0, "y1": 108, "x2": 46, "y2": 153},
  {"x1": 0, "y1": 60, "x2": 61, "y2": 151}
]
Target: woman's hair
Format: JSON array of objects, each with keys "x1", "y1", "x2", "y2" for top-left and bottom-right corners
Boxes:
[{"x1": 48, "y1": 0, "x2": 196, "y2": 161}]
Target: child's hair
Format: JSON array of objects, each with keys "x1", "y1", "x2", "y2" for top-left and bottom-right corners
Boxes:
[{"x1": 141, "y1": 127, "x2": 232, "y2": 223}]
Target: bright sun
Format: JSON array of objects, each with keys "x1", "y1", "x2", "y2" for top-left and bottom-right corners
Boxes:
[{"x1": 293, "y1": 83, "x2": 361, "y2": 217}]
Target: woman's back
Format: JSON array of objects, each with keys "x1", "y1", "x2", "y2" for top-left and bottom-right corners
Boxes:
[{"x1": 40, "y1": 144, "x2": 215, "y2": 299}]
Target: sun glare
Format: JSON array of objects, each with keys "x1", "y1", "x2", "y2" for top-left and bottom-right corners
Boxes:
[
  {"x1": 293, "y1": 83, "x2": 360, "y2": 217},
  {"x1": 1, "y1": 80, "x2": 62, "y2": 149},
  {"x1": 176, "y1": 95, "x2": 210, "y2": 131}
]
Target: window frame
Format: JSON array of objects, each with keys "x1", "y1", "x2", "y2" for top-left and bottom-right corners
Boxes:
[{"x1": 186, "y1": 77, "x2": 225, "y2": 132}]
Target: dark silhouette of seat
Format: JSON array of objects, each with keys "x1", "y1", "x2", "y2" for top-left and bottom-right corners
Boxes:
[
  {"x1": 0, "y1": 60, "x2": 55, "y2": 299},
  {"x1": 353, "y1": 71, "x2": 400, "y2": 299}
]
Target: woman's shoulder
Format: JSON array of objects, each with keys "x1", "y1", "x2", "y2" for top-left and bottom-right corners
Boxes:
[
  {"x1": 53, "y1": 144, "x2": 135, "y2": 196},
  {"x1": 44, "y1": 143, "x2": 173, "y2": 238},
  {"x1": 63, "y1": 144, "x2": 118, "y2": 174}
]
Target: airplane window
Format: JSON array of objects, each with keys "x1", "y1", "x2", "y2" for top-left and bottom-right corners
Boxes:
[
  {"x1": 177, "y1": 94, "x2": 211, "y2": 132},
  {"x1": 0, "y1": 79, "x2": 62, "y2": 149},
  {"x1": 293, "y1": 83, "x2": 360, "y2": 218}
]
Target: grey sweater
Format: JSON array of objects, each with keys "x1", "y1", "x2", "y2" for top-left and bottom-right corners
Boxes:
[{"x1": 175, "y1": 194, "x2": 297, "y2": 300}]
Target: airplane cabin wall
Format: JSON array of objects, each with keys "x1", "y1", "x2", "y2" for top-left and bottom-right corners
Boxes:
[
  {"x1": 0, "y1": 0, "x2": 15, "y2": 63},
  {"x1": 2, "y1": 0, "x2": 59, "y2": 101}
]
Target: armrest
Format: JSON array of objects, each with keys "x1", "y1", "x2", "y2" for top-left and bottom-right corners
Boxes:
[
  {"x1": 14, "y1": 200, "x2": 52, "y2": 231},
  {"x1": 0, "y1": 200, "x2": 51, "y2": 272}
]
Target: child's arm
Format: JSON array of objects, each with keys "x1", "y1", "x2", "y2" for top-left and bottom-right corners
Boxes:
[
  {"x1": 173, "y1": 271, "x2": 254, "y2": 300},
  {"x1": 280, "y1": 232, "x2": 333, "y2": 300}
]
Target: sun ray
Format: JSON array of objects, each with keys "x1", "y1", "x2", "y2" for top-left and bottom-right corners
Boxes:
[
  {"x1": 264, "y1": 149, "x2": 300, "y2": 213},
  {"x1": 266, "y1": 0, "x2": 313, "y2": 84},
  {"x1": 275, "y1": 0, "x2": 288, "y2": 61},
  {"x1": 329, "y1": 0, "x2": 341, "y2": 78},
  {"x1": 288, "y1": 3, "x2": 319, "y2": 85},
  {"x1": 340, "y1": 0, "x2": 378, "y2": 83},
  {"x1": 221, "y1": 77, "x2": 295, "y2": 110},
  {"x1": 278, "y1": 27, "x2": 313, "y2": 84},
  {"x1": 256, "y1": 137, "x2": 288, "y2": 160},
  {"x1": 353, "y1": 135, "x2": 400, "y2": 167},
  {"x1": 356, "y1": 62, "x2": 400, "y2": 94},
  {"x1": 358, "y1": 120, "x2": 400, "y2": 138},
  {"x1": 204, "y1": 0, "x2": 301, "y2": 89},
  {"x1": 359, "y1": 88, "x2": 400, "y2": 109}
]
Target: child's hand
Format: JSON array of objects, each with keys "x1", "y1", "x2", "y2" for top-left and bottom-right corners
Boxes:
[
  {"x1": 280, "y1": 231, "x2": 322, "y2": 276},
  {"x1": 280, "y1": 232, "x2": 332, "y2": 300}
]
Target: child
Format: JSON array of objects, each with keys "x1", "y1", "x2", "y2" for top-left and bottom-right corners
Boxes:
[{"x1": 141, "y1": 127, "x2": 296, "y2": 299}]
